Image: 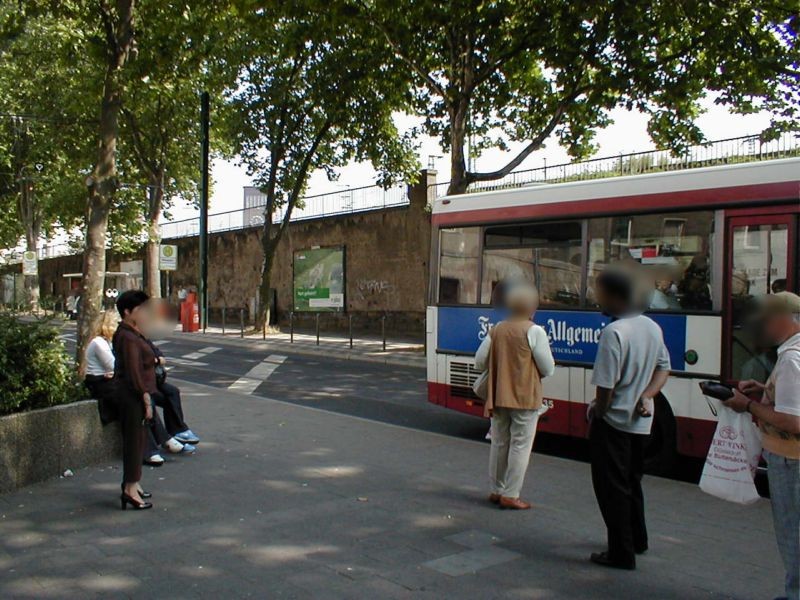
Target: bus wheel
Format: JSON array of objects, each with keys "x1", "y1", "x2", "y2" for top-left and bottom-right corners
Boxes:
[{"x1": 643, "y1": 394, "x2": 678, "y2": 476}]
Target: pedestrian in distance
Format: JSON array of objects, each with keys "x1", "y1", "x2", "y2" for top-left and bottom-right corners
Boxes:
[
  {"x1": 722, "y1": 291, "x2": 800, "y2": 600},
  {"x1": 475, "y1": 281, "x2": 555, "y2": 510},
  {"x1": 112, "y1": 290, "x2": 156, "y2": 510},
  {"x1": 588, "y1": 268, "x2": 670, "y2": 570}
]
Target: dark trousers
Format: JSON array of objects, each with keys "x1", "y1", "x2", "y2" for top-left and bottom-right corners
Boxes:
[
  {"x1": 590, "y1": 417, "x2": 648, "y2": 567},
  {"x1": 152, "y1": 382, "x2": 189, "y2": 436},
  {"x1": 144, "y1": 411, "x2": 171, "y2": 458},
  {"x1": 116, "y1": 394, "x2": 145, "y2": 484}
]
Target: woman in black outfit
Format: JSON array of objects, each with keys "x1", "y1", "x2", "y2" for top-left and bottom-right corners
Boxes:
[{"x1": 112, "y1": 290, "x2": 156, "y2": 510}]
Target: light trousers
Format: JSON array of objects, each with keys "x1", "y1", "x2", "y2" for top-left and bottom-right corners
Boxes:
[
  {"x1": 489, "y1": 407, "x2": 539, "y2": 498},
  {"x1": 766, "y1": 450, "x2": 800, "y2": 600}
]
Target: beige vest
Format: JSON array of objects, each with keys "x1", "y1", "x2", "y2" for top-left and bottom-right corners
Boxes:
[{"x1": 485, "y1": 320, "x2": 543, "y2": 417}]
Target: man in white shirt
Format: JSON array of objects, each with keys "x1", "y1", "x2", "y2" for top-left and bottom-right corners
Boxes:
[
  {"x1": 589, "y1": 269, "x2": 670, "y2": 570},
  {"x1": 723, "y1": 292, "x2": 800, "y2": 600}
]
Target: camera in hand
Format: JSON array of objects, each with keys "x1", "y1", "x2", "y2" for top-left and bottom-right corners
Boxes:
[{"x1": 698, "y1": 381, "x2": 734, "y2": 401}]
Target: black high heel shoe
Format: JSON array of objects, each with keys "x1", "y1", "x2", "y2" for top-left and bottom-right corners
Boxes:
[
  {"x1": 120, "y1": 483, "x2": 152, "y2": 499},
  {"x1": 120, "y1": 493, "x2": 153, "y2": 510}
]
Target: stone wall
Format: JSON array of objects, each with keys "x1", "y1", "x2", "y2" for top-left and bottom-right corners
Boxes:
[
  {"x1": 15, "y1": 171, "x2": 435, "y2": 336},
  {"x1": 0, "y1": 401, "x2": 121, "y2": 494}
]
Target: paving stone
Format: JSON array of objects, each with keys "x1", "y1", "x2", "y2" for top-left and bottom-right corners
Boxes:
[
  {"x1": 422, "y1": 546, "x2": 521, "y2": 577},
  {"x1": 446, "y1": 529, "x2": 502, "y2": 548}
]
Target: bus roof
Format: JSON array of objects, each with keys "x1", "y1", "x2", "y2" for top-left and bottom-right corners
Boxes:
[{"x1": 432, "y1": 157, "x2": 800, "y2": 225}]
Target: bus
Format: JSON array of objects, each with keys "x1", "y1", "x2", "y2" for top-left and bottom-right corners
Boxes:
[{"x1": 426, "y1": 157, "x2": 800, "y2": 472}]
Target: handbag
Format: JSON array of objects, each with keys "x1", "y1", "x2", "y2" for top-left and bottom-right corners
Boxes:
[
  {"x1": 472, "y1": 371, "x2": 488, "y2": 401},
  {"x1": 154, "y1": 364, "x2": 167, "y2": 386}
]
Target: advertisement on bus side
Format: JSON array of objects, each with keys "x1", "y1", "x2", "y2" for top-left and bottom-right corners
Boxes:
[{"x1": 436, "y1": 306, "x2": 687, "y2": 371}]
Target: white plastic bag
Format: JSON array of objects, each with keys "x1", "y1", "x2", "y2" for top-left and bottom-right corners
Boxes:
[
  {"x1": 472, "y1": 371, "x2": 488, "y2": 401},
  {"x1": 699, "y1": 405, "x2": 762, "y2": 505}
]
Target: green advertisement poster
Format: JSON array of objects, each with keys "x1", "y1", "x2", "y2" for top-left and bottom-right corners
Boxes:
[{"x1": 293, "y1": 247, "x2": 345, "y2": 311}]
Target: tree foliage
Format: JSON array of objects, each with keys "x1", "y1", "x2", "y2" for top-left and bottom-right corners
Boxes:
[
  {"x1": 343, "y1": 0, "x2": 800, "y2": 193},
  {"x1": 225, "y1": 2, "x2": 418, "y2": 329}
]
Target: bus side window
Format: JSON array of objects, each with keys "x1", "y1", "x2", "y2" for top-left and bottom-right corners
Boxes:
[
  {"x1": 586, "y1": 211, "x2": 715, "y2": 312},
  {"x1": 438, "y1": 227, "x2": 480, "y2": 305},
  {"x1": 481, "y1": 221, "x2": 583, "y2": 308}
]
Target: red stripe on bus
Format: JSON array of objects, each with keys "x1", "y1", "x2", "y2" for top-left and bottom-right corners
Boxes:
[
  {"x1": 428, "y1": 382, "x2": 715, "y2": 458},
  {"x1": 432, "y1": 181, "x2": 799, "y2": 226}
]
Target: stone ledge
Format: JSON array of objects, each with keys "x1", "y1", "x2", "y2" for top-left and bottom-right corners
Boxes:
[{"x1": 0, "y1": 400, "x2": 121, "y2": 494}]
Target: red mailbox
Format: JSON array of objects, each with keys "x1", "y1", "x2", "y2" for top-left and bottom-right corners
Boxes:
[{"x1": 181, "y1": 291, "x2": 200, "y2": 332}]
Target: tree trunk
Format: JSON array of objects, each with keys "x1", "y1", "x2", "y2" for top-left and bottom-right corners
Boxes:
[
  {"x1": 76, "y1": 0, "x2": 135, "y2": 373},
  {"x1": 144, "y1": 174, "x2": 164, "y2": 298},
  {"x1": 255, "y1": 219, "x2": 276, "y2": 333},
  {"x1": 446, "y1": 101, "x2": 470, "y2": 195}
]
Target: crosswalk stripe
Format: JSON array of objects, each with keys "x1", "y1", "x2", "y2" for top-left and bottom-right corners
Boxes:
[
  {"x1": 228, "y1": 354, "x2": 286, "y2": 394},
  {"x1": 182, "y1": 346, "x2": 221, "y2": 360},
  {"x1": 169, "y1": 357, "x2": 208, "y2": 367},
  {"x1": 153, "y1": 340, "x2": 170, "y2": 347}
]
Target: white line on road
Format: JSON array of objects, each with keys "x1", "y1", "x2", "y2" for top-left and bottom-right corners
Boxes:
[
  {"x1": 228, "y1": 354, "x2": 287, "y2": 394},
  {"x1": 169, "y1": 357, "x2": 209, "y2": 367},
  {"x1": 153, "y1": 340, "x2": 170, "y2": 347},
  {"x1": 182, "y1": 346, "x2": 222, "y2": 360}
]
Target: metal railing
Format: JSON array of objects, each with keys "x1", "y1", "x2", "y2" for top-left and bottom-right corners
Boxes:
[
  {"x1": 160, "y1": 181, "x2": 408, "y2": 240},
  {"x1": 430, "y1": 132, "x2": 800, "y2": 197}
]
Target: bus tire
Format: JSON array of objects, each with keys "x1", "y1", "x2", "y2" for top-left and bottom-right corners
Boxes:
[{"x1": 643, "y1": 394, "x2": 678, "y2": 476}]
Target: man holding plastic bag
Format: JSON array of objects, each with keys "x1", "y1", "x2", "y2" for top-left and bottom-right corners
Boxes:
[{"x1": 722, "y1": 292, "x2": 800, "y2": 600}]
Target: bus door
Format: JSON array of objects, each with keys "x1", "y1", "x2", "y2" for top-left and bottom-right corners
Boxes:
[{"x1": 725, "y1": 211, "x2": 798, "y2": 383}]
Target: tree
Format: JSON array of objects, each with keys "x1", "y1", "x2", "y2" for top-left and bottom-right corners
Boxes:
[
  {"x1": 226, "y1": 3, "x2": 417, "y2": 331},
  {"x1": 344, "y1": 1, "x2": 800, "y2": 194},
  {"x1": 0, "y1": 5, "x2": 95, "y2": 309},
  {"x1": 76, "y1": 0, "x2": 136, "y2": 372},
  {"x1": 120, "y1": 1, "x2": 238, "y2": 298}
]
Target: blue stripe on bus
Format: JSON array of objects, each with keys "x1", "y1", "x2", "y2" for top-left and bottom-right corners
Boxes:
[{"x1": 436, "y1": 307, "x2": 687, "y2": 371}]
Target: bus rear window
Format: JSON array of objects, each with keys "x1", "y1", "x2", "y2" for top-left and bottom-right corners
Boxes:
[
  {"x1": 438, "y1": 227, "x2": 480, "y2": 304},
  {"x1": 481, "y1": 222, "x2": 583, "y2": 308}
]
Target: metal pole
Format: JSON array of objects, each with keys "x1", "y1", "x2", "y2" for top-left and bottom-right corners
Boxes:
[
  {"x1": 290, "y1": 311, "x2": 294, "y2": 343},
  {"x1": 315, "y1": 313, "x2": 320, "y2": 345},
  {"x1": 240, "y1": 308, "x2": 244, "y2": 338},
  {"x1": 349, "y1": 314, "x2": 353, "y2": 349},
  {"x1": 199, "y1": 91, "x2": 210, "y2": 333},
  {"x1": 222, "y1": 306, "x2": 226, "y2": 335},
  {"x1": 381, "y1": 315, "x2": 386, "y2": 352}
]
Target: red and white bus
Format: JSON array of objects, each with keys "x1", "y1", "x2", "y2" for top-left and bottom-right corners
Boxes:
[{"x1": 426, "y1": 157, "x2": 800, "y2": 471}]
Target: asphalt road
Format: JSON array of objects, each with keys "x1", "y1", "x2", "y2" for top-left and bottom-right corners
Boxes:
[
  {"x1": 59, "y1": 325, "x2": 490, "y2": 442},
  {"x1": 59, "y1": 324, "x2": 705, "y2": 481}
]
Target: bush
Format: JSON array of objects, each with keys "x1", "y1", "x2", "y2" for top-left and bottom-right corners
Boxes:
[{"x1": 0, "y1": 313, "x2": 86, "y2": 416}]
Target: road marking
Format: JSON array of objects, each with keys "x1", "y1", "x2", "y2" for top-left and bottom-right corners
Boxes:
[
  {"x1": 182, "y1": 346, "x2": 221, "y2": 360},
  {"x1": 153, "y1": 340, "x2": 170, "y2": 347},
  {"x1": 228, "y1": 354, "x2": 287, "y2": 394},
  {"x1": 169, "y1": 357, "x2": 209, "y2": 367}
]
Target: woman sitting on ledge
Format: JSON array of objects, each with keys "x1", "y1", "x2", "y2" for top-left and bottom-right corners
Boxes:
[{"x1": 83, "y1": 310, "x2": 119, "y2": 425}]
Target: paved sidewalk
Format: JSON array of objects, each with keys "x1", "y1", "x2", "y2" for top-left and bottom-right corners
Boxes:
[
  {"x1": 171, "y1": 326, "x2": 426, "y2": 368},
  {"x1": 0, "y1": 380, "x2": 782, "y2": 599}
]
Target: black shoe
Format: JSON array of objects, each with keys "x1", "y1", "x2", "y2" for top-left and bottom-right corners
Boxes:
[
  {"x1": 120, "y1": 493, "x2": 153, "y2": 511},
  {"x1": 635, "y1": 546, "x2": 648, "y2": 555},
  {"x1": 121, "y1": 484, "x2": 151, "y2": 499},
  {"x1": 590, "y1": 552, "x2": 635, "y2": 570}
]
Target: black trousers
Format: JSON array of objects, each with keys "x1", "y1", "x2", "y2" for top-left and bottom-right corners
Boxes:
[
  {"x1": 144, "y1": 411, "x2": 171, "y2": 458},
  {"x1": 152, "y1": 381, "x2": 189, "y2": 436},
  {"x1": 116, "y1": 393, "x2": 145, "y2": 484},
  {"x1": 590, "y1": 417, "x2": 648, "y2": 567}
]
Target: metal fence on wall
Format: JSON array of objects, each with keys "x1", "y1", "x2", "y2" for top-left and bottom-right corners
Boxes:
[
  {"x1": 160, "y1": 181, "x2": 409, "y2": 240},
  {"x1": 430, "y1": 132, "x2": 800, "y2": 197},
  {"x1": 7, "y1": 132, "x2": 800, "y2": 262}
]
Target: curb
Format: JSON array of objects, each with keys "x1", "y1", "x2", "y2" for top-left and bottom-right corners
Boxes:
[{"x1": 168, "y1": 331, "x2": 426, "y2": 369}]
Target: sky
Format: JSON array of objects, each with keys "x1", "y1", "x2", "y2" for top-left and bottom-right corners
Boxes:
[{"x1": 168, "y1": 98, "x2": 774, "y2": 222}]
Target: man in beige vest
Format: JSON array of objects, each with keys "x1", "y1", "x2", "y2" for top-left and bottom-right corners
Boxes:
[{"x1": 475, "y1": 282, "x2": 555, "y2": 510}]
